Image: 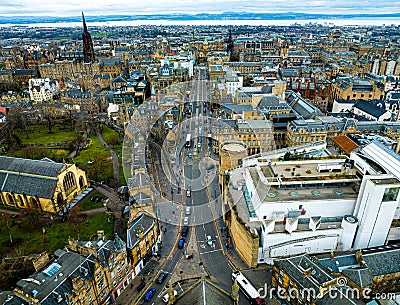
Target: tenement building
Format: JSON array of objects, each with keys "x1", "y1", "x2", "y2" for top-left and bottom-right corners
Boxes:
[{"x1": 5, "y1": 233, "x2": 132, "y2": 305}]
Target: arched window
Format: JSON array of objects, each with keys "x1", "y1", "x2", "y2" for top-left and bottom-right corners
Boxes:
[
  {"x1": 17, "y1": 195, "x2": 25, "y2": 207},
  {"x1": 79, "y1": 176, "x2": 85, "y2": 189},
  {"x1": 57, "y1": 193, "x2": 64, "y2": 205},
  {"x1": 63, "y1": 172, "x2": 77, "y2": 193},
  {"x1": 30, "y1": 197, "x2": 39, "y2": 208},
  {"x1": 6, "y1": 193, "x2": 14, "y2": 205}
]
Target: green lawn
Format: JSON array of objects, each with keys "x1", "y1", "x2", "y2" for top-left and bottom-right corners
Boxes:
[
  {"x1": 78, "y1": 192, "x2": 106, "y2": 211},
  {"x1": 73, "y1": 132, "x2": 114, "y2": 182},
  {"x1": 22, "y1": 124, "x2": 78, "y2": 146},
  {"x1": 0, "y1": 213, "x2": 114, "y2": 254}
]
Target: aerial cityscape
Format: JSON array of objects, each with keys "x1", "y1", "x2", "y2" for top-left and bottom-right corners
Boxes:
[{"x1": 1, "y1": 1, "x2": 400, "y2": 305}]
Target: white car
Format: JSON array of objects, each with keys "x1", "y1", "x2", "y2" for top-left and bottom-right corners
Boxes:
[
  {"x1": 185, "y1": 207, "x2": 191, "y2": 215},
  {"x1": 183, "y1": 217, "x2": 189, "y2": 225},
  {"x1": 206, "y1": 235, "x2": 213, "y2": 246},
  {"x1": 162, "y1": 290, "x2": 178, "y2": 303}
]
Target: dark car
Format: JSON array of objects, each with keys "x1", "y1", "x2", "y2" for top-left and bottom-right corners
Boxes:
[
  {"x1": 181, "y1": 226, "x2": 189, "y2": 237},
  {"x1": 137, "y1": 281, "x2": 146, "y2": 292},
  {"x1": 178, "y1": 238, "x2": 185, "y2": 249},
  {"x1": 144, "y1": 287, "x2": 156, "y2": 302},
  {"x1": 156, "y1": 271, "x2": 168, "y2": 284}
]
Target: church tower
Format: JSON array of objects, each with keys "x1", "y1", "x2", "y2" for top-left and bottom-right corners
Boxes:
[
  {"x1": 226, "y1": 28, "x2": 234, "y2": 55},
  {"x1": 82, "y1": 12, "x2": 95, "y2": 63}
]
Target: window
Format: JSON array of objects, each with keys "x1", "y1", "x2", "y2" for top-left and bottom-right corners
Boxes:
[
  {"x1": 117, "y1": 265, "x2": 121, "y2": 273},
  {"x1": 88, "y1": 294, "x2": 92, "y2": 302},
  {"x1": 280, "y1": 270, "x2": 284, "y2": 276},
  {"x1": 383, "y1": 187, "x2": 399, "y2": 202},
  {"x1": 111, "y1": 271, "x2": 115, "y2": 279},
  {"x1": 113, "y1": 280, "x2": 117, "y2": 287},
  {"x1": 85, "y1": 283, "x2": 89, "y2": 291}
]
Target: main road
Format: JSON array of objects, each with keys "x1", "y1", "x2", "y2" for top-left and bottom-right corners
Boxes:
[{"x1": 145, "y1": 66, "x2": 252, "y2": 305}]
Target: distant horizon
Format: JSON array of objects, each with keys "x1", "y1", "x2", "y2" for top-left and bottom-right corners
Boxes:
[
  {"x1": 1, "y1": 0, "x2": 400, "y2": 17},
  {"x1": 2, "y1": 11, "x2": 400, "y2": 18}
]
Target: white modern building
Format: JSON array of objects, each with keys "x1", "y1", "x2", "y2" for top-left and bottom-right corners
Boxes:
[
  {"x1": 28, "y1": 78, "x2": 60, "y2": 103},
  {"x1": 223, "y1": 141, "x2": 400, "y2": 265}
]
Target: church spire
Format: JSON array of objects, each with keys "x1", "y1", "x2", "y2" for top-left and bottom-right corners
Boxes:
[
  {"x1": 82, "y1": 12, "x2": 88, "y2": 32},
  {"x1": 82, "y1": 12, "x2": 95, "y2": 63}
]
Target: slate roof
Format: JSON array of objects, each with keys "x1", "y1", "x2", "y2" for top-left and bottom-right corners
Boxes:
[
  {"x1": 0, "y1": 157, "x2": 68, "y2": 198},
  {"x1": 286, "y1": 90, "x2": 323, "y2": 119},
  {"x1": 342, "y1": 267, "x2": 373, "y2": 288},
  {"x1": 126, "y1": 213, "x2": 156, "y2": 249},
  {"x1": 318, "y1": 254, "x2": 359, "y2": 273},
  {"x1": 100, "y1": 58, "x2": 121, "y2": 66},
  {"x1": 0, "y1": 156, "x2": 65, "y2": 177},
  {"x1": 174, "y1": 279, "x2": 233, "y2": 305},
  {"x1": 353, "y1": 101, "x2": 387, "y2": 119},
  {"x1": 111, "y1": 75, "x2": 127, "y2": 83},
  {"x1": 16, "y1": 250, "x2": 91, "y2": 305},
  {"x1": 275, "y1": 255, "x2": 334, "y2": 291},
  {"x1": 0, "y1": 172, "x2": 57, "y2": 199},
  {"x1": 1, "y1": 294, "x2": 29, "y2": 305},
  {"x1": 362, "y1": 246, "x2": 400, "y2": 276}
]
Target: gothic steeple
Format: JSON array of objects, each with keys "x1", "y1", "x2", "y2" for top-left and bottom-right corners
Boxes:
[
  {"x1": 227, "y1": 27, "x2": 234, "y2": 55},
  {"x1": 82, "y1": 12, "x2": 95, "y2": 63}
]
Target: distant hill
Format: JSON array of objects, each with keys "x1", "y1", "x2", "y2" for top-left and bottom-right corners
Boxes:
[{"x1": 1, "y1": 12, "x2": 400, "y2": 25}]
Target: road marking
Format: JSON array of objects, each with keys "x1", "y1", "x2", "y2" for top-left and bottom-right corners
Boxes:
[{"x1": 200, "y1": 248, "x2": 222, "y2": 255}]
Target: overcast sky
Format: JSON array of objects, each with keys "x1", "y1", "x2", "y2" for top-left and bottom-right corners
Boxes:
[{"x1": 0, "y1": 0, "x2": 399, "y2": 16}]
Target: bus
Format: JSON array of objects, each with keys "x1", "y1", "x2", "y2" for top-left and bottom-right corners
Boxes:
[
  {"x1": 185, "y1": 134, "x2": 192, "y2": 148},
  {"x1": 232, "y1": 271, "x2": 263, "y2": 305}
]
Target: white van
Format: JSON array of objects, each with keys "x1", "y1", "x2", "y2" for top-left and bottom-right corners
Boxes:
[{"x1": 162, "y1": 290, "x2": 178, "y2": 303}]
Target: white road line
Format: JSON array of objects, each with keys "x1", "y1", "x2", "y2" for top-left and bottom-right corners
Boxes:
[{"x1": 199, "y1": 248, "x2": 222, "y2": 255}]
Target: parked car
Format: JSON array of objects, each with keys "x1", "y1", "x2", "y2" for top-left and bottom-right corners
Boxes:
[
  {"x1": 206, "y1": 235, "x2": 213, "y2": 246},
  {"x1": 137, "y1": 281, "x2": 146, "y2": 292},
  {"x1": 185, "y1": 207, "x2": 191, "y2": 215},
  {"x1": 156, "y1": 272, "x2": 168, "y2": 284},
  {"x1": 178, "y1": 238, "x2": 185, "y2": 249},
  {"x1": 183, "y1": 217, "x2": 189, "y2": 225},
  {"x1": 181, "y1": 226, "x2": 189, "y2": 236},
  {"x1": 144, "y1": 287, "x2": 156, "y2": 302}
]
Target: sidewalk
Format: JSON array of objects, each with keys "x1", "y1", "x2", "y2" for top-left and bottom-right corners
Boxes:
[{"x1": 170, "y1": 225, "x2": 205, "y2": 284}]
